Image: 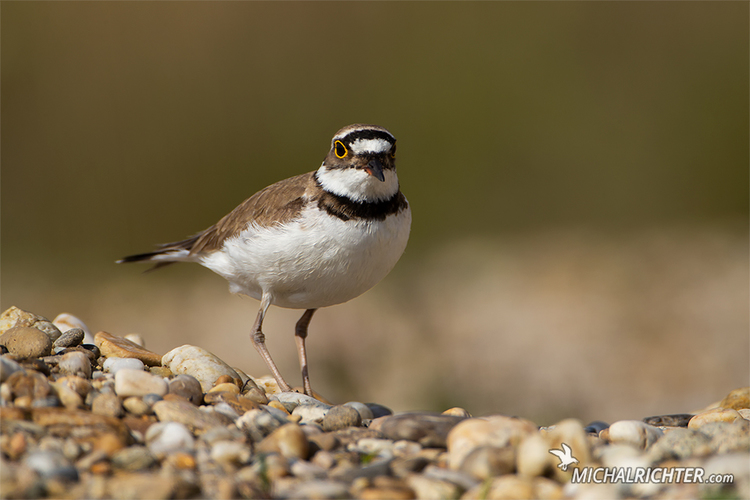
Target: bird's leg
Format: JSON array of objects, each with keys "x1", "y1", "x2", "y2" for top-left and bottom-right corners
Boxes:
[
  {"x1": 251, "y1": 296, "x2": 292, "y2": 392},
  {"x1": 294, "y1": 309, "x2": 317, "y2": 397}
]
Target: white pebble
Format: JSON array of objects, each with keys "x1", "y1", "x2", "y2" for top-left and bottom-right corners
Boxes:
[
  {"x1": 608, "y1": 420, "x2": 663, "y2": 449},
  {"x1": 114, "y1": 369, "x2": 168, "y2": 398},
  {"x1": 161, "y1": 344, "x2": 240, "y2": 392},
  {"x1": 145, "y1": 422, "x2": 194, "y2": 458},
  {"x1": 104, "y1": 357, "x2": 145, "y2": 374},
  {"x1": 210, "y1": 440, "x2": 251, "y2": 465},
  {"x1": 58, "y1": 352, "x2": 92, "y2": 379}
]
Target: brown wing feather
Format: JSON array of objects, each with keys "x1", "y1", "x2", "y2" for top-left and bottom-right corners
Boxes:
[{"x1": 188, "y1": 172, "x2": 314, "y2": 254}]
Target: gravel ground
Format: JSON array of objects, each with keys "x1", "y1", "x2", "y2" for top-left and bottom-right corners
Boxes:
[{"x1": 0, "y1": 306, "x2": 748, "y2": 499}]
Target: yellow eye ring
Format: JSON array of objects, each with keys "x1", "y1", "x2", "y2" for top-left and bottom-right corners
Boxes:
[
  {"x1": 390, "y1": 143, "x2": 397, "y2": 158},
  {"x1": 334, "y1": 140, "x2": 348, "y2": 158}
]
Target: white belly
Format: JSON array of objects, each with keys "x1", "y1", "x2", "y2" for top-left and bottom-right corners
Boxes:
[{"x1": 199, "y1": 205, "x2": 411, "y2": 309}]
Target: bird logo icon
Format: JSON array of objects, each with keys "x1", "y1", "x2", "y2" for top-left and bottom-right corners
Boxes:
[{"x1": 548, "y1": 443, "x2": 579, "y2": 471}]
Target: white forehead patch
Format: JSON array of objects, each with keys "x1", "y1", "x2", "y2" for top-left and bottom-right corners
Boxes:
[{"x1": 348, "y1": 138, "x2": 393, "y2": 155}]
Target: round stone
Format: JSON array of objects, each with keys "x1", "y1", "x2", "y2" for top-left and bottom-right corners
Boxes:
[
  {"x1": 114, "y1": 369, "x2": 168, "y2": 398},
  {"x1": 719, "y1": 387, "x2": 750, "y2": 410},
  {"x1": 323, "y1": 405, "x2": 362, "y2": 431},
  {"x1": 122, "y1": 397, "x2": 152, "y2": 416},
  {"x1": 58, "y1": 351, "x2": 92, "y2": 379},
  {"x1": 103, "y1": 357, "x2": 145, "y2": 374},
  {"x1": 168, "y1": 374, "x2": 204, "y2": 405},
  {"x1": 53, "y1": 329, "x2": 85, "y2": 349},
  {"x1": 446, "y1": 416, "x2": 536, "y2": 468},
  {"x1": 111, "y1": 445, "x2": 157, "y2": 471},
  {"x1": 145, "y1": 421, "x2": 195, "y2": 458},
  {"x1": 607, "y1": 420, "x2": 663, "y2": 449},
  {"x1": 0, "y1": 327, "x2": 52, "y2": 358},
  {"x1": 161, "y1": 345, "x2": 240, "y2": 392},
  {"x1": 343, "y1": 402, "x2": 374, "y2": 421},
  {"x1": 688, "y1": 409, "x2": 743, "y2": 429},
  {"x1": 91, "y1": 393, "x2": 124, "y2": 418}
]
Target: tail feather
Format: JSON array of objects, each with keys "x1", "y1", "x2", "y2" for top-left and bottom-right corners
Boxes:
[{"x1": 117, "y1": 234, "x2": 201, "y2": 271}]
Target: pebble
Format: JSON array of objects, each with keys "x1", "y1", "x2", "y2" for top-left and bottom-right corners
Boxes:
[
  {"x1": 23, "y1": 450, "x2": 79, "y2": 481},
  {"x1": 208, "y1": 382, "x2": 240, "y2": 394},
  {"x1": 210, "y1": 440, "x2": 251, "y2": 466},
  {"x1": 53, "y1": 328, "x2": 85, "y2": 349},
  {"x1": 0, "y1": 327, "x2": 53, "y2": 358},
  {"x1": 110, "y1": 445, "x2": 157, "y2": 471},
  {"x1": 646, "y1": 428, "x2": 712, "y2": 462},
  {"x1": 122, "y1": 397, "x2": 152, "y2": 416},
  {"x1": 688, "y1": 408, "x2": 743, "y2": 428},
  {"x1": 293, "y1": 404, "x2": 330, "y2": 425},
  {"x1": 103, "y1": 357, "x2": 146, "y2": 374},
  {"x1": 0, "y1": 356, "x2": 24, "y2": 383},
  {"x1": 161, "y1": 344, "x2": 241, "y2": 392},
  {"x1": 91, "y1": 393, "x2": 124, "y2": 418},
  {"x1": 372, "y1": 412, "x2": 467, "y2": 448},
  {"x1": 95, "y1": 331, "x2": 162, "y2": 366},
  {"x1": 124, "y1": 333, "x2": 145, "y2": 347},
  {"x1": 446, "y1": 415, "x2": 537, "y2": 468},
  {"x1": 152, "y1": 398, "x2": 227, "y2": 432},
  {"x1": 442, "y1": 407, "x2": 472, "y2": 418},
  {"x1": 406, "y1": 473, "x2": 462, "y2": 499},
  {"x1": 699, "y1": 420, "x2": 750, "y2": 453},
  {"x1": 343, "y1": 401, "x2": 374, "y2": 421},
  {"x1": 168, "y1": 374, "x2": 204, "y2": 405},
  {"x1": 145, "y1": 421, "x2": 195, "y2": 458},
  {"x1": 460, "y1": 445, "x2": 515, "y2": 480},
  {"x1": 52, "y1": 313, "x2": 93, "y2": 344},
  {"x1": 1, "y1": 307, "x2": 62, "y2": 343},
  {"x1": 366, "y1": 403, "x2": 393, "y2": 418},
  {"x1": 256, "y1": 423, "x2": 309, "y2": 460},
  {"x1": 114, "y1": 369, "x2": 168, "y2": 398},
  {"x1": 53, "y1": 381, "x2": 84, "y2": 409},
  {"x1": 58, "y1": 351, "x2": 92, "y2": 378},
  {"x1": 583, "y1": 420, "x2": 610, "y2": 434},
  {"x1": 282, "y1": 480, "x2": 350, "y2": 499},
  {"x1": 605, "y1": 420, "x2": 664, "y2": 449},
  {"x1": 323, "y1": 405, "x2": 362, "y2": 431},
  {"x1": 719, "y1": 387, "x2": 750, "y2": 410},
  {"x1": 235, "y1": 408, "x2": 289, "y2": 442}
]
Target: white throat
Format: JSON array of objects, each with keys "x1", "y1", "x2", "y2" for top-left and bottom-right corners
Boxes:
[{"x1": 316, "y1": 165, "x2": 399, "y2": 203}]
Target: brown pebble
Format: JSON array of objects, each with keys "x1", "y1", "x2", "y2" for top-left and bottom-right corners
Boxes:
[
  {"x1": 94, "y1": 331, "x2": 162, "y2": 366},
  {"x1": 267, "y1": 401, "x2": 290, "y2": 414},
  {"x1": 0, "y1": 327, "x2": 53, "y2": 359},
  {"x1": 94, "y1": 432, "x2": 126, "y2": 456},
  {"x1": 165, "y1": 452, "x2": 196, "y2": 470},
  {"x1": 92, "y1": 393, "x2": 124, "y2": 419},
  {"x1": 360, "y1": 487, "x2": 416, "y2": 500},
  {"x1": 8, "y1": 432, "x2": 27, "y2": 459},
  {"x1": 214, "y1": 375, "x2": 235, "y2": 386},
  {"x1": 323, "y1": 405, "x2": 362, "y2": 432},
  {"x1": 208, "y1": 383, "x2": 240, "y2": 394},
  {"x1": 90, "y1": 461, "x2": 111, "y2": 475}
]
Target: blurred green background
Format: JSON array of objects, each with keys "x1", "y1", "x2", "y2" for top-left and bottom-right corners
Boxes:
[{"x1": 2, "y1": 2, "x2": 748, "y2": 424}]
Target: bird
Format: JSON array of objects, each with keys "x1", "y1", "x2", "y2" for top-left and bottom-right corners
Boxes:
[
  {"x1": 118, "y1": 124, "x2": 411, "y2": 398},
  {"x1": 548, "y1": 443, "x2": 579, "y2": 471}
]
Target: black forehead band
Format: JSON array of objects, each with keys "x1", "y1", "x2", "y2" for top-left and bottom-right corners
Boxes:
[{"x1": 338, "y1": 129, "x2": 395, "y2": 146}]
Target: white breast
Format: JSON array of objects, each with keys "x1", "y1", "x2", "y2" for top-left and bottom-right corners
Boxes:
[{"x1": 199, "y1": 203, "x2": 411, "y2": 309}]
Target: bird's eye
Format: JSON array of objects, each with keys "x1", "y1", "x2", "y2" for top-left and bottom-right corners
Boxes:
[
  {"x1": 334, "y1": 140, "x2": 348, "y2": 158},
  {"x1": 390, "y1": 143, "x2": 397, "y2": 158}
]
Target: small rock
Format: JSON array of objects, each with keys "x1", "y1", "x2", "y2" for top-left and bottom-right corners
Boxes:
[
  {"x1": 292, "y1": 404, "x2": 330, "y2": 425},
  {"x1": 584, "y1": 421, "x2": 610, "y2": 434},
  {"x1": 52, "y1": 313, "x2": 93, "y2": 344},
  {"x1": 324, "y1": 405, "x2": 362, "y2": 431},
  {"x1": 208, "y1": 382, "x2": 240, "y2": 394},
  {"x1": 646, "y1": 428, "x2": 712, "y2": 462},
  {"x1": 103, "y1": 357, "x2": 145, "y2": 374},
  {"x1": 145, "y1": 421, "x2": 195, "y2": 458},
  {"x1": 719, "y1": 387, "x2": 750, "y2": 410},
  {"x1": 52, "y1": 381, "x2": 83, "y2": 409},
  {"x1": 204, "y1": 391, "x2": 258, "y2": 414},
  {"x1": 235, "y1": 408, "x2": 289, "y2": 442},
  {"x1": 161, "y1": 344, "x2": 239, "y2": 392},
  {"x1": 606, "y1": 420, "x2": 663, "y2": 449},
  {"x1": 699, "y1": 420, "x2": 750, "y2": 453},
  {"x1": 122, "y1": 397, "x2": 152, "y2": 416},
  {"x1": 1, "y1": 307, "x2": 62, "y2": 343},
  {"x1": 148, "y1": 366, "x2": 172, "y2": 378},
  {"x1": 462, "y1": 475, "x2": 534, "y2": 500},
  {"x1": 406, "y1": 473, "x2": 462, "y2": 499},
  {"x1": 152, "y1": 398, "x2": 227, "y2": 432},
  {"x1": 0, "y1": 327, "x2": 52, "y2": 358},
  {"x1": 168, "y1": 374, "x2": 204, "y2": 405},
  {"x1": 91, "y1": 393, "x2": 124, "y2": 418},
  {"x1": 111, "y1": 445, "x2": 157, "y2": 471},
  {"x1": 95, "y1": 331, "x2": 161, "y2": 366},
  {"x1": 516, "y1": 433, "x2": 551, "y2": 478},
  {"x1": 446, "y1": 416, "x2": 537, "y2": 469},
  {"x1": 689, "y1": 408, "x2": 743, "y2": 428},
  {"x1": 114, "y1": 369, "x2": 168, "y2": 398},
  {"x1": 0, "y1": 357, "x2": 24, "y2": 383},
  {"x1": 124, "y1": 333, "x2": 145, "y2": 347},
  {"x1": 55, "y1": 376, "x2": 92, "y2": 399},
  {"x1": 256, "y1": 423, "x2": 309, "y2": 460},
  {"x1": 282, "y1": 480, "x2": 349, "y2": 499},
  {"x1": 210, "y1": 440, "x2": 251, "y2": 466},
  {"x1": 343, "y1": 401, "x2": 374, "y2": 421},
  {"x1": 53, "y1": 329, "x2": 85, "y2": 349},
  {"x1": 459, "y1": 445, "x2": 515, "y2": 480},
  {"x1": 23, "y1": 450, "x2": 78, "y2": 481},
  {"x1": 58, "y1": 351, "x2": 92, "y2": 378},
  {"x1": 443, "y1": 407, "x2": 472, "y2": 418},
  {"x1": 643, "y1": 414, "x2": 694, "y2": 427},
  {"x1": 372, "y1": 412, "x2": 467, "y2": 448},
  {"x1": 366, "y1": 403, "x2": 393, "y2": 418}
]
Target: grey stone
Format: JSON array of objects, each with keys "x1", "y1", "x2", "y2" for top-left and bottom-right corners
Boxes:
[
  {"x1": 58, "y1": 351, "x2": 92, "y2": 379},
  {"x1": 643, "y1": 414, "x2": 694, "y2": 427},
  {"x1": 23, "y1": 451, "x2": 78, "y2": 481},
  {"x1": 168, "y1": 374, "x2": 203, "y2": 405},
  {"x1": 323, "y1": 405, "x2": 362, "y2": 431},
  {"x1": 370, "y1": 412, "x2": 466, "y2": 448},
  {"x1": 110, "y1": 445, "x2": 158, "y2": 471},
  {"x1": 53, "y1": 329, "x2": 85, "y2": 349}
]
